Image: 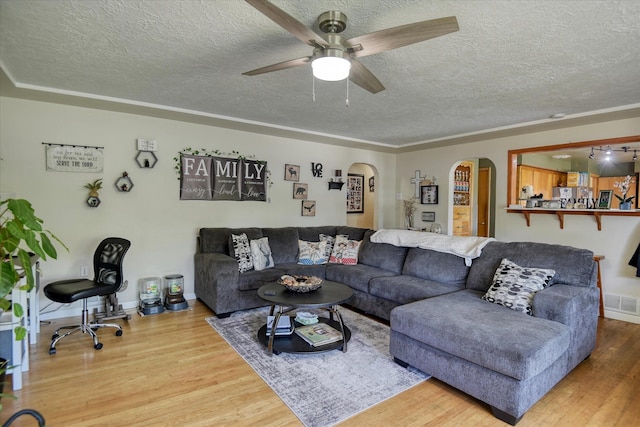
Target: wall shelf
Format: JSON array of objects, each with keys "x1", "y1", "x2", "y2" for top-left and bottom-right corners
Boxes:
[
  {"x1": 507, "y1": 208, "x2": 640, "y2": 230},
  {"x1": 328, "y1": 181, "x2": 344, "y2": 190}
]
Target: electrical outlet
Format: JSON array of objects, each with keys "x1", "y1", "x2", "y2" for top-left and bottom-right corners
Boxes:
[{"x1": 80, "y1": 266, "x2": 89, "y2": 277}]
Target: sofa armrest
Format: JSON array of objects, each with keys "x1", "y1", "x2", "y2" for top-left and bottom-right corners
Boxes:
[
  {"x1": 532, "y1": 284, "x2": 599, "y2": 370},
  {"x1": 194, "y1": 253, "x2": 239, "y2": 311},
  {"x1": 533, "y1": 284, "x2": 598, "y2": 325}
]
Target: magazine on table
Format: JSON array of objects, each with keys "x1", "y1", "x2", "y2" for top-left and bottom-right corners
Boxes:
[
  {"x1": 266, "y1": 315, "x2": 294, "y2": 336},
  {"x1": 295, "y1": 323, "x2": 343, "y2": 347}
]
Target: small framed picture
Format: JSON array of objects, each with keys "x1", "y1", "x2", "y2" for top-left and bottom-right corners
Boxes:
[
  {"x1": 421, "y1": 185, "x2": 438, "y2": 204},
  {"x1": 284, "y1": 164, "x2": 300, "y2": 181},
  {"x1": 293, "y1": 183, "x2": 308, "y2": 199},
  {"x1": 422, "y1": 211, "x2": 436, "y2": 222},
  {"x1": 597, "y1": 190, "x2": 613, "y2": 209},
  {"x1": 301, "y1": 200, "x2": 316, "y2": 216}
]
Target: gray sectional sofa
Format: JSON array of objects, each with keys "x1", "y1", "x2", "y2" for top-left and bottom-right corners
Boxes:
[{"x1": 194, "y1": 226, "x2": 599, "y2": 425}]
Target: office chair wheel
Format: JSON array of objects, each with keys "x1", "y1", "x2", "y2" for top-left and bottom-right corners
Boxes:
[
  {"x1": 94, "y1": 342, "x2": 103, "y2": 350},
  {"x1": 115, "y1": 330, "x2": 123, "y2": 336},
  {"x1": 49, "y1": 347, "x2": 56, "y2": 355}
]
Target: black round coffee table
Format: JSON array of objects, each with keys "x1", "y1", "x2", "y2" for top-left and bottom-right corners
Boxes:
[{"x1": 257, "y1": 280, "x2": 353, "y2": 355}]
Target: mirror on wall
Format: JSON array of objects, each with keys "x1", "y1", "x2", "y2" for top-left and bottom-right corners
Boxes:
[{"x1": 507, "y1": 136, "x2": 640, "y2": 207}]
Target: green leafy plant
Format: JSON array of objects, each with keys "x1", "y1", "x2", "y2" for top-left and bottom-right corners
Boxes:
[
  {"x1": 83, "y1": 178, "x2": 103, "y2": 196},
  {"x1": 1, "y1": 199, "x2": 67, "y2": 340}
]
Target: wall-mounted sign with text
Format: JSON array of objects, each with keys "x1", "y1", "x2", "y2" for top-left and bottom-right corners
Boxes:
[
  {"x1": 180, "y1": 154, "x2": 267, "y2": 202},
  {"x1": 45, "y1": 144, "x2": 104, "y2": 173}
]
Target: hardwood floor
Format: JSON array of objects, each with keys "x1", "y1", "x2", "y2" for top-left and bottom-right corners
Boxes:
[{"x1": 1, "y1": 299, "x2": 639, "y2": 426}]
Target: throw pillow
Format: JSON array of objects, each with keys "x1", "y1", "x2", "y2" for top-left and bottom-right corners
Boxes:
[
  {"x1": 298, "y1": 240, "x2": 328, "y2": 265},
  {"x1": 230, "y1": 233, "x2": 253, "y2": 273},
  {"x1": 250, "y1": 237, "x2": 274, "y2": 271},
  {"x1": 482, "y1": 258, "x2": 555, "y2": 315},
  {"x1": 320, "y1": 233, "x2": 347, "y2": 260},
  {"x1": 329, "y1": 235, "x2": 361, "y2": 265}
]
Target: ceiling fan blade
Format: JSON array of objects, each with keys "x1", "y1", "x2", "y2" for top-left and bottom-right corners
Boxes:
[
  {"x1": 243, "y1": 56, "x2": 311, "y2": 76},
  {"x1": 245, "y1": 0, "x2": 328, "y2": 48},
  {"x1": 346, "y1": 16, "x2": 459, "y2": 58},
  {"x1": 349, "y1": 59, "x2": 385, "y2": 94}
]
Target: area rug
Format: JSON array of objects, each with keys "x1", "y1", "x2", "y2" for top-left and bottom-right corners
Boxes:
[{"x1": 206, "y1": 306, "x2": 429, "y2": 427}]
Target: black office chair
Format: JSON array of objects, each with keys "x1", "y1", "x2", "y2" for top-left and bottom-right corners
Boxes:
[{"x1": 44, "y1": 237, "x2": 131, "y2": 354}]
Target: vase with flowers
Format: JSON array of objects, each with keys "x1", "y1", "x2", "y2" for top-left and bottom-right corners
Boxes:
[
  {"x1": 613, "y1": 175, "x2": 636, "y2": 210},
  {"x1": 403, "y1": 197, "x2": 418, "y2": 229}
]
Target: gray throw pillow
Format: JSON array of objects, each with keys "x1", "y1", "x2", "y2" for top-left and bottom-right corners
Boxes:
[{"x1": 482, "y1": 258, "x2": 555, "y2": 315}]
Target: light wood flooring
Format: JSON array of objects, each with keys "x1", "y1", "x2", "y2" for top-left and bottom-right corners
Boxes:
[{"x1": 1, "y1": 299, "x2": 639, "y2": 426}]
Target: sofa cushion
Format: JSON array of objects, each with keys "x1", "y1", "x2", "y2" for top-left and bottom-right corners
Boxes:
[
  {"x1": 336, "y1": 226, "x2": 369, "y2": 241},
  {"x1": 402, "y1": 247, "x2": 470, "y2": 286},
  {"x1": 329, "y1": 235, "x2": 361, "y2": 264},
  {"x1": 466, "y1": 241, "x2": 595, "y2": 292},
  {"x1": 298, "y1": 240, "x2": 328, "y2": 265},
  {"x1": 358, "y1": 230, "x2": 408, "y2": 274},
  {"x1": 230, "y1": 233, "x2": 253, "y2": 273},
  {"x1": 277, "y1": 263, "x2": 327, "y2": 279},
  {"x1": 325, "y1": 264, "x2": 397, "y2": 293},
  {"x1": 483, "y1": 258, "x2": 555, "y2": 315},
  {"x1": 390, "y1": 289, "x2": 570, "y2": 381},
  {"x1": 200, "y1": 227, "x2": 263, "y2": 254},
  {"x1": 262, "y1": 227, "x2": 299, "y2": 264},
  {"x1": 370, "y1": 275, "x2": 463, "y2": 304},
  {"x1": 297, "y1": 226, "x2": 337, "y2": 241},
  {"x1": 250, "y1": 237, "x2": 274, "y2": 271},
  {"x1": 237, "y1": 268, "x2": 286, "y2": 291}
]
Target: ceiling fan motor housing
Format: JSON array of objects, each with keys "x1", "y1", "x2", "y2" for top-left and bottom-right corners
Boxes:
[{"x1": 318, "y1": 11, "x2": 347, "y2": 34}]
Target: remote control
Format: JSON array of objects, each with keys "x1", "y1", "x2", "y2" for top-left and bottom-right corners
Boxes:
[{"x1": 264, "y1": 290, "x2": 277, "y2": 296}]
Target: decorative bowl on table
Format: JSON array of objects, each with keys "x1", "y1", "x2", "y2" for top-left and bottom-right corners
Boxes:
[{"x1": 278, "y1": 275, "x2": 323, "y2": 293}]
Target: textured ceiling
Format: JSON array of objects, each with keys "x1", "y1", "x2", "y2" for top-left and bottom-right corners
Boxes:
[{"x1": 1, "y1": 0, "x2": 639, "y2": 149}]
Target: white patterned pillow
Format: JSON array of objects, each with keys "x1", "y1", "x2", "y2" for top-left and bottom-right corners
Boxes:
[
  {"x1": 320, "y1": 233, "x2": 347, "y2": 260},
  {"x1": 250, "y1": 237, "x2": 274, "y2": 271},
  {"x1": 482, "y1": 258, "x2": 555, "y2": 315},
  {"x1": 298, "y1": 240, "x2": 328, "y2": 265},
  {"x1": 230, "y1": 233, "x2": 253, "y2": 273},
  {"x1": 329, "y1": 235, "x2": 361, "y2": 265}
]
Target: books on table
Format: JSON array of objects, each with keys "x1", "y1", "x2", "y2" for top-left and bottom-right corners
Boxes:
[
  {"x1": 295, "y1": 323, "x2": 343, "y2": 347},
  {"x1": 266, "y1": 315, "x2": 294, "y2": 336}
]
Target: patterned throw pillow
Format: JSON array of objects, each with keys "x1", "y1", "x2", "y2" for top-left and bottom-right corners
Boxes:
[
  {"x1": 329, "y1": 235, "x2": 361, "y2": 265},
  {"x1": 250, "y1": 237, "x2": 274, "y2": 271},
  {"x1": 298, "y1": 240, "x2": 328, "y2": 265},
  {"x1": 230, "y1": 233, "x2": 253, "y2": 273},
  {"x1": 482, "y1": 258, "x2": 555, "y2": 315},
  {"x1": 319, "y1": 233, "x2": 347, "y2": 260}
]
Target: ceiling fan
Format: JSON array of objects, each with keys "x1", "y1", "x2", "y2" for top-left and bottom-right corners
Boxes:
[{"x1": 242, "y1": 0, "x2": 459, "y2": 94}]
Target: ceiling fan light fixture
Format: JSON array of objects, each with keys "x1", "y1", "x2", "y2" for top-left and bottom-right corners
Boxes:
[{"x1": 312, "y1": 49, "x2": 351, "y2": 81}]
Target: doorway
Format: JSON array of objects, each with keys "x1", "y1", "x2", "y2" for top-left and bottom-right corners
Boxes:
[
  {"x1": 449, "y1": 158, "x2": 496, "y2": 237},
  {"x1": 346, "y1": 163, "x2": 376, "y2": 229}
]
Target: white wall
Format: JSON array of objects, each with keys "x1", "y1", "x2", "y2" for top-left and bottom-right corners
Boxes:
[
  {"x1": 397, "y1": 117, "x2": 640, "y2": 323},
  {"x1": 0, "y1": 97, "x2": 396, "y2": 318}
]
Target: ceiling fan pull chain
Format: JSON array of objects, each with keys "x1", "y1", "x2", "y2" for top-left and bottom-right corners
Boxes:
[{"x1": 345, "y1": 78, "x2": 349, "y2": 107}]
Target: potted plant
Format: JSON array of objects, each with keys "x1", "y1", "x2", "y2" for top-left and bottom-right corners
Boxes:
[
  {"x1": 84, "y1": 178, "x2": 103, "y2": 197},
  {"x1": 613, "y1": 175, "x2": 636, "y2": 210},
  {"x1": 1, "y1": 199, "x2": 66, "y2": 406}
]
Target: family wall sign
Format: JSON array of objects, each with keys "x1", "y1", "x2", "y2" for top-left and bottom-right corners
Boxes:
[{"x1": 180, "y1": 154, "x2": 267, "y2": 201}]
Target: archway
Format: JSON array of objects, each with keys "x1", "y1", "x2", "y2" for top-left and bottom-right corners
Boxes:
[
  {"x1": 346, "y1": 163, "x2": 377, "y2": 229},
  {"x1": 448, "y1": 158, "x2": 496, "y2": 237}
]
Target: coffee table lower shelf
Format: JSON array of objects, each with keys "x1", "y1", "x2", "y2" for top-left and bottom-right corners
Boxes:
[{"x1": 257, "y1": 317, "x2": 351, "y2": 355}]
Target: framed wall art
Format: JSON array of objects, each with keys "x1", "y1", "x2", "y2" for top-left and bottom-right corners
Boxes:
[
  {"x1": 302, "y1": 200, "x2": 316, "y2": 216},
  {"x1": 284, "y1": 164, "x2": 300, "y2": 181},
  {"x1": 421, "y1": 185, "x2": 438, "y2": 204},
  {"x1": 347, "y1": 173, "x2": 364, "y2": 213},
  {"x1": 422, "y1": 211, "x2": 436, "y2": 222},
  {"x1": 293, "y1": 183, "x2": 308, "y2": 199},
  {"x1": 597, "y1": 190, "x2": 613, "y2": 209}
]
